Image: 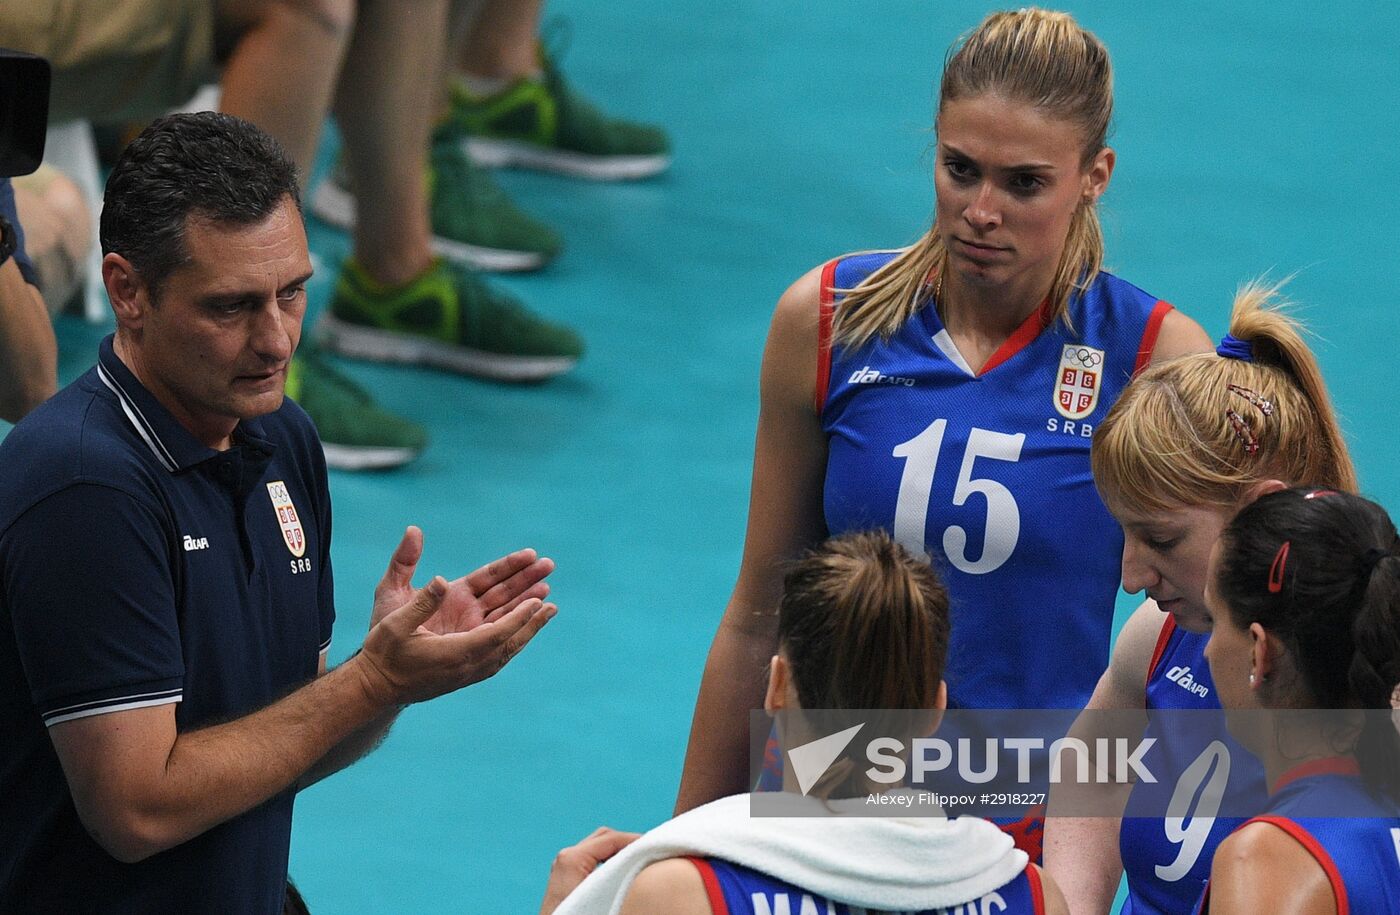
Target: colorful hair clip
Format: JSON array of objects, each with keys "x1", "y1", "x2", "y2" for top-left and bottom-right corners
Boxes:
[
  {"x1": 1268, "y1": 541, "x2": 1290, "y2": 594},
  {"x1": 1303, "y1": 489, "x2": 1339, "y2": 500},
  {"x1": 1227, "y1": 383, "x2": 1274, "y2": 417},
  {"x1": 1226, "y1": 409, "x2": 1259, "y2": 454}
]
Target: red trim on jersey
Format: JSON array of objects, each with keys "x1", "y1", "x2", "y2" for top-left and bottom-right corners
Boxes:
[
  {"x1": 1133, "y1": 300, "x2": 1175, "y2": 376},
  {"x1": 685, "y1": 857, "x2": 730, "y2": 915},
  {"x1": 1243, "y1": 817, "x2": 1350, "y2": 915},
  {"x1": 977, "y1": 297, "x2": 1053, "y2": 376},
  {"x1": 1145, "y1": 614, "x2": 1178, "y2": 694},
  {"x1": 1271, "y1": 757, "x2": 1362, "y2": 795},
  {"x1": 813, "y1": 259, "x2": 838, "y2": 414},
  {"x1": 998, "y1": 803, "x2": 1046, "y2": 861},
  {"x1": 1026, "y1": 863, "x2": 1047, "y2": 915}
]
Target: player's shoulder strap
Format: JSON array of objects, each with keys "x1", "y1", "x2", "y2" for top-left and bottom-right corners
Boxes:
[
  {"x1": 814, "y1": 257, "x2": 839, "y2": 413},
  {"x1": 1145, "y1": 613, "x2": 1178, "y2": 692}
]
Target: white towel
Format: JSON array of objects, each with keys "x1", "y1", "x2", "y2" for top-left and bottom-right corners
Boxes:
[{"x1": 552, "y1": 791, "x2": 1028, "y2": 915}]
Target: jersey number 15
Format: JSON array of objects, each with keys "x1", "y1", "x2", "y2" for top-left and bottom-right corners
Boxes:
[{"x1": 892, "y1": 419, "x2": 1025, "y2": 575}]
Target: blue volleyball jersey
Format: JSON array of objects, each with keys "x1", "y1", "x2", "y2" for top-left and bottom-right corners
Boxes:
[
  {"x1": 1197, "y1": 760, "x2": 1400, "y2": 913},
  {"x1": 1121, "y1": 617, "x2": 1268, "y2": 914},
  {"x1": 820, "y1": 252, "x2": 1172, "y2": 711},
  {"x1": 690, "y1": 856, "x2": 1046, "y2": 915}
]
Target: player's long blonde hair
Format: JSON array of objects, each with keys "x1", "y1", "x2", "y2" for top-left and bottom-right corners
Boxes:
[
  {"x1": 1092, "y1": 282, "x2": 1357, "y2": 515},
  {"x1": 833, "y1": 8, "x2": 1113, "y2": 349}
]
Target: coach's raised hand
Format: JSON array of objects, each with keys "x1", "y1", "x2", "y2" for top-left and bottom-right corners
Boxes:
[
  {"x1": 298, "y1": 538, "x2": 557, "y2": 791},
  {"x1": 427, "y1": 543, "x2": 556, "y2": 636},
  {"x1": 369, "y1": 526, "x2": 556, "y2": 633},
  {"x1": 355, "y1": 574, "x2": 558, "y2": 707}
]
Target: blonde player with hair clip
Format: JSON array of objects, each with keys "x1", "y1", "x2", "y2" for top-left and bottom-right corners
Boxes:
[
  {"x1": 677, "y1": 7, "x2": 1210, "y2": 855},
  {"x1": 1043, "y1": 282, "x2": 1359, "y2": 914}
]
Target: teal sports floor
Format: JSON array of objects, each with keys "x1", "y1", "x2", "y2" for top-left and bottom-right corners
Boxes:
[{"x1": 18, "y1": 1, "x2": 1400, "y2": 911}]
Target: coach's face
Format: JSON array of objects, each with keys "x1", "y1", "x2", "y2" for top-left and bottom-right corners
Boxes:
[{"x1": 108, "y1": 196, "x2": 311, "y2": 450}]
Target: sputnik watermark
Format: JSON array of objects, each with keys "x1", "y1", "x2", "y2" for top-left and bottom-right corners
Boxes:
[
  {"x1": 864, "y1": 791, "x2": 989, "y2": 809},
  {"x1": 787, "y1": 723, "x2": 865, "y2": 796},
  {"x1": 752, "y1": 708, "x2": 1400, "y2": 818},
  {"x1": 864, "y1": 735, "x2": 1157, "y2": 786},
  {"x1": 779, "y1": 719, "x2": 1157, "y2": 799}
]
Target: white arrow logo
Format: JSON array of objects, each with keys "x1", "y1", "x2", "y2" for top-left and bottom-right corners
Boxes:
[{"x1": 787, "y1": 723, "x2": 865, "y2": 796}]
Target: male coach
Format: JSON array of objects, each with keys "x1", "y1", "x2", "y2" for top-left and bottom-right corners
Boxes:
[{"x1": 0, "y1": 112, "x2": 556, "y2": 912}]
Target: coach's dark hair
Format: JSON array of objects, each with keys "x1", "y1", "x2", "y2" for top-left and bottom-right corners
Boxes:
[
  {"x1": 100, "y1": 111, "x2": 301, "y2": 299},
  {"x1": 779, "y1": 530, "x2": 949, "y2": 711},
  {"x1": 1216, "y1": 488, "x2": 1400, "y2": 798}
]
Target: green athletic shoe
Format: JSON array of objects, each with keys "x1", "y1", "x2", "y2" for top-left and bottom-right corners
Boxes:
[
  {"x1": 448, "y1": 41, "x2": 671, "y2": 181},
  {"x1": 286, "y1": 349, "x2": 428, "y2": 471},
  {"x1": 318, "y1": 257, "x2": 583, "y2": 382},
  {"x1": 310, "y1": 137, "x2": 561, "y2": 273}
]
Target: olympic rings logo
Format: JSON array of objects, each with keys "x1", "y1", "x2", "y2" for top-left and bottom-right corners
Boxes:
[{"x1": 1064, "y1": 347, "x2": 1103, "y2": 368}]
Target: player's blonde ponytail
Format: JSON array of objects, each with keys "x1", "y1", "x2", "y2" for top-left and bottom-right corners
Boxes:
[{"x1": 1092, "y1": 280, "x2": 1357, "y2": 514}]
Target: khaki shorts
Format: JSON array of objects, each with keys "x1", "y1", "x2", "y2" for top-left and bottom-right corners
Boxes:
[{"x1": 0, "y1": 0, "x2": 216, "y2": 124}]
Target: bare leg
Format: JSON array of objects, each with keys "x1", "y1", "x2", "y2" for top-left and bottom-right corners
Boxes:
[
  {"x1": 453, "y1": 0, "x2": 543, "y2": 80},
  {"x1": 212, "y1": 1, "x2": 428, "y2": 470},
  {"x1": 11, "y1": 166, "x2": 92, "y2": 314},
  {"x1": 331, "y1": 0, "x2": 446, "y2": 286},
  {"x1": 216, "y1": 0, "x2": 355, "y2": 182}
]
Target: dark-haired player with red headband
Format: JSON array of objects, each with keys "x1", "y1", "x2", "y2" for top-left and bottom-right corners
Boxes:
[{"x1": 1196, "y1": 487, "x2": 1400, "y2": 913}]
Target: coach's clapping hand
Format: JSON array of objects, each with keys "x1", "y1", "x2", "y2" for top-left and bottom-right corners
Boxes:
[
  {"x1": 368, "y1": 526, "x2": 555, "y2": 631},
  {"x1": 353, "y1": 537, "x2": 558, "y2": 707}
]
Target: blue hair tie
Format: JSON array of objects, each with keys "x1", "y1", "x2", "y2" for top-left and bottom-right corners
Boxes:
[{"x1": 1216, "y1": 333, "x2": 1254, "y2": 362}]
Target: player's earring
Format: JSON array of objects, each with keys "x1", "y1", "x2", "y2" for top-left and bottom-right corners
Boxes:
[{"x1": 1249, "y1": 673, "x2": 1256, "y2": 685}]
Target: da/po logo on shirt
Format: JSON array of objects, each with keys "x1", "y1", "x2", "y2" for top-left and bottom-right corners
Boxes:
[
  {"x1": 266, "y1": 481, "x2": 306, "y2": 558},
  {"x1": 847, "y1": 365, "x2": 915, "y2": 387}
]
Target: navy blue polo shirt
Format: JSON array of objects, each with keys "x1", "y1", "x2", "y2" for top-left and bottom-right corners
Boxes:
[{"x1": 0, "y1": 335, "x2": 334, "y2": 913}]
